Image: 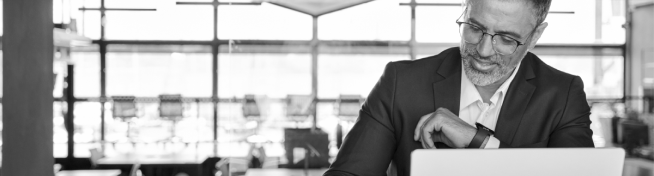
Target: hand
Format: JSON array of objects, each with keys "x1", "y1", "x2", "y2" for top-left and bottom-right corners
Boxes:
[{"x1": 413, "y1": 108, "x2": 477, "y2": 148}]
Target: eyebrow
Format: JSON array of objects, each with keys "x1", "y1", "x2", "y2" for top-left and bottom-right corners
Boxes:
[{"x1": 467, "y1": 17, "x2": 524, "y2": 40}]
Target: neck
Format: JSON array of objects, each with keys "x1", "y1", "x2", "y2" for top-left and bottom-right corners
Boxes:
[{"x1": 474, "y1": 70, "x2": 512, "y2": 104}]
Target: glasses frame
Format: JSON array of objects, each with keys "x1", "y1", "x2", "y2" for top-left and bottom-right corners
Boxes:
[
  {"x1": 456, "y1": 21, "x2": 526, "y2": 55},
  {"x1": 455, "y1": 7, "x2": 539, "y2": 55}
]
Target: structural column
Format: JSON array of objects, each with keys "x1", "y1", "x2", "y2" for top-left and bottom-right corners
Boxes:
[{"x1": 2, "y1": 0, "x2": 54, "y2": 176}]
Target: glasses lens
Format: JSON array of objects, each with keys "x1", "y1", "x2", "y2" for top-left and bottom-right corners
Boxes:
[
  {"x1": 458, "y1": 22, "x2": 520, "y2": 55},
  {"x1": 492, "y1": 35, "x2": 519, "y2": 54},
  {"x1": 460, "y1": 23, "x2": 482, "y2": 44}
]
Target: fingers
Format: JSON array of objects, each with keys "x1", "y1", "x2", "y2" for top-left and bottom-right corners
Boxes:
[
  {"x1": 420, "y1": 118, "x2": 431, "y2": 148},
  {"x1": 415, "y1": 107, "x2": 474, "y2": 148},
  {"x1": 414, "y1": 113, "x2": 434, "y2": 141},
  {"x1": 415, "y1": 108, "x2": 450, "y2": 149},
  {"x1": 422, "y1": 125, "x2": 436, "y2": 149},
  {"x1": 431, "y1": 131, "x2": 442, "y2": 143}
]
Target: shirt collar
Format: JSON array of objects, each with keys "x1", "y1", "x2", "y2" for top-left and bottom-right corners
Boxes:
[{"x1": 459, "y1": 61, "x2": 522, "y2": 109}]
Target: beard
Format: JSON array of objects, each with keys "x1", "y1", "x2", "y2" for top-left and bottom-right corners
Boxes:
[{"x1": 460, "y1": 46, "x2": 518, "y2": 86}]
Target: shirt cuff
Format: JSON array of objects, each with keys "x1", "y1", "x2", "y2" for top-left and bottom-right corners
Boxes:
[{"x1": 483, "y1": 136, "x2": 500, "y2": 149}]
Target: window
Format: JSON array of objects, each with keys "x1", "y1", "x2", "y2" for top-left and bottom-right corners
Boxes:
[
  {"x1": 53, "y1": 102, "x2": 103, "y2": 157},
  {"x1": 39, "y1": 0, "x2": 630, "y2": 159},
  {"x1": 414, "y1": 0, "x2": 626, "y2": 44},
  {"x1": 77, "y1": 11, "x2": 101, "y2": 40},
  {"x1": 540, "y1": 55, "x2": 624, "y2": 99},
  {"x1": 103, "y1": 101, "x2": 214, "y2": 146},
  {"x1": 416, "y1": 6, "x2": 463, "y2": 43},
  {"x1": 106, "y1": 45, "x2": 212, "y2": 97},
  {"x1": 318, "y1": 54, "x2": 408, "y2": 98},
  {"x1": 319, "y1": 0, "x2": 411, "y2": 41},
  {"x1": 217, "y1": 3, "x2": 312, "y2": 40},
  {"x1": 104, "y1": 7, "x2": 213, "y2": 40},
  {"x1": 72, "y1": 45, "x2": 101, "y2": 97},
  {"x1": 218, "y1": 48, "x2": 311, "y2": 98}
]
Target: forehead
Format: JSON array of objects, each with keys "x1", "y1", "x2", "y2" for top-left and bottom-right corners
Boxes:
[{"x1": 466, "y1": 0, "x2": 537, "y2": 37}]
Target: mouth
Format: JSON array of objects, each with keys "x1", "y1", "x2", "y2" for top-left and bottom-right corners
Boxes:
[{"x1": 470, "y1": 57, "x2": 497, "y2": 72}]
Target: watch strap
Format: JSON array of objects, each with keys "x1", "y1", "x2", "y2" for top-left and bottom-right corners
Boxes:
[{"x1": 468, "y1": 123, "x2": 492, "y2": 148}]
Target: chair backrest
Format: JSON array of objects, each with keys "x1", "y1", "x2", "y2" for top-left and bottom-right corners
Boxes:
[
  {"x1": 201, "y1": 157, "x2": 222, "y2": 176},
  {"x1": 283, "y1": 128, "x2": 330, "y2": 168},
  {"x1": 242, "y1": 94, "x2": 261, "y2": 120},
  {"x1": 89, "y1": 148, "x2": 104, "y2": 168},
  {"x1": 285, "y1": 95, "x2": 314, "y2": 121},
  {"x1": 159, "y1": 94, "x2": 183, "y2": 120},
  {"x1": 130, "y1": 163, "x2": 142, "y2": 176},
  {"x1": 337, "y1": 94, "x2": 363, "y2": 117},
  {"x1": 112, "y1": 96, "x2": 137, "y2": 120}
]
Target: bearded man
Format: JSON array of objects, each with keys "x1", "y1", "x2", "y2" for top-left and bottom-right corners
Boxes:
[{"x1": 323, "y1": 0, "x2": 594, "y2": 175}]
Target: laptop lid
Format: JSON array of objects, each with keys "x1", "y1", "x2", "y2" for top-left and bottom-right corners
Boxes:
[{"x1": 411, "y1": 148, "x2": 625, "y2": 176}]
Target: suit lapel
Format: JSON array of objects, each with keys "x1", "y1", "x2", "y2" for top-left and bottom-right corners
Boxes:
[
  {"x1": 432, "y1": 52, "x2": 462, "y2": 115},
  {"x1": 495, "y1": 54, "x2": 536, "y2": 145}
]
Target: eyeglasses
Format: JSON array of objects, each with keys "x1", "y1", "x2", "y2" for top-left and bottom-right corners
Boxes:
[{"x1": 456, "y1": 21, "x2": 525, "y2": 55}]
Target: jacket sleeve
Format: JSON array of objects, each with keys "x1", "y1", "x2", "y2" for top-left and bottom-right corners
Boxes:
[
  {"x1": 324, "y1": 62, "x2": 398, "y2": 176},
  {"x1": 547, "y1": 76, "x2": 594, "y2": 147},
  {"x1": 498, "y1": 76, "x2": 594, "y2": 148}
]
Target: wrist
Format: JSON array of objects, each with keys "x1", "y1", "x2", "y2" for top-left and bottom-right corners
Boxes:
[
  {"x1": 467, "y1": 123, "x2": 492, "y2": 148},
  {"x1": 480, "y1": 135, "x2": 489, "y2": 148}
]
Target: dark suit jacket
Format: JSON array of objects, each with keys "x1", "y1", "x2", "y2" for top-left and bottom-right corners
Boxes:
[{"x1": 324, "y1": 47, "x2": 594, "y2": 176}]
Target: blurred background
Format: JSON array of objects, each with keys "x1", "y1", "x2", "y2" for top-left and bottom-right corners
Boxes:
[{"x1": 2, "y1": 0, "x2": 654, "y2": 175}]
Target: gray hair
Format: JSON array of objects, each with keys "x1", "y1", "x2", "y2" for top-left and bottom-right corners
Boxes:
[{"x1": 463, "y1": 0, "x2": 552, "y2": 25}]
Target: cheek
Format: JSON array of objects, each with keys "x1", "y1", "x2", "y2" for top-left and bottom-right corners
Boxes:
[
  {"x1": 498, "y1": 56, "x2": 512, "y2": 66},
  {"x1": 505, "y1": 48, "x2": 530, "y2": 66},
  {"x1": 461, "y1": 43, "x2": 477, "y2": 54},
  {"x1": 499, "y1": 55, "x2": 521, "y2": 68}
]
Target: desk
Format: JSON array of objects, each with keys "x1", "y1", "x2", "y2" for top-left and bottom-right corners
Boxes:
[
  {"x1": 245, "y1": 168, "x2": 328, "y2": 176},
  {"x1": 624, "y1": 158, "x2": 654, "y2": 176},
  {"x1": 56, "y1": 170, "x2": 121, "y2": 176},
  {"x1": 97, "y1": 155, "x2": 207, "y2": 176},
  {"x1": 97, "y1": 155, "x2": 206, "y2": 165}
]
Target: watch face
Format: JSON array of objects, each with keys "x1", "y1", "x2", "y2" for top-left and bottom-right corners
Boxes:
[{"x1": 476, "y1": 123, "x2": 495, "y2": 135}]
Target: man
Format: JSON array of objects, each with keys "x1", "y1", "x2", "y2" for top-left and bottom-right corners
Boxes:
[{"x1": 323, "y1": 0, "x2": 594, "y2": 175}]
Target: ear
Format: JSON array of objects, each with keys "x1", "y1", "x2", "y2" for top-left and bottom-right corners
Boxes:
[{"x1": 526, "y1": 22, "x2": 548, "y2": 51}]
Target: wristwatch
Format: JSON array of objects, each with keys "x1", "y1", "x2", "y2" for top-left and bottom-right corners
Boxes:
[{"x1": 468, "y1": 123, "x2": 495, "y2": 148}]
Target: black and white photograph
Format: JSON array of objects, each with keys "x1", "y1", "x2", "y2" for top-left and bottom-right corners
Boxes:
[{"x1": 0, "y1": 0, "x2": 653, "y2": 175}]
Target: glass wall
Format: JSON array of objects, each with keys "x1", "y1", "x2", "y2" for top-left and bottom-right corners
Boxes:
[
  {"x1": 218, "y1": 52, "x2": 312, "y2": 98},
  {"x1": 104, "y1": 45, "x2": 214, "y2": 156},
  {"x1": 217, "y1": 4, "x2": 312, "y2": 40},
  {"x1": 319, "y1": 0, "x2": 411, "y2": 41},
  {"x1": 540, "y1": 55, "x2": 624, "y2": 99},
  {"x1": 317, "y1": 54, "x2": 408, "y2": 98},
  {"x1": 105, "y1": 7, "x2": 214, "y2": 40},
  {"x1": 106, "y1": 45, "x2": 212, "y2": 97},
  {"x1": 41, "y1": 0, "x2": 629, "y2": 159}
]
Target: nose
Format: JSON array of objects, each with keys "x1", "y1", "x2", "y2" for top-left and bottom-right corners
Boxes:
[{"x1": 476, "y1": 33, "x2": 496, "y2": 58}]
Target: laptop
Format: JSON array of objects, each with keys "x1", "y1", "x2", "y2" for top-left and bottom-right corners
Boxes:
[{"x1": 411, "y1": 148, "x2": 625, "y2": 176}]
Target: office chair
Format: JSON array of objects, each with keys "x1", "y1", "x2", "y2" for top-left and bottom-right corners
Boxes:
[
  {"x1": 285, "y1": 94, "x2": 315, "y2": 127},
  {"x1": 130, "y1": 163, "x2": 142, "y2": 176},
  {"x1": 243, "y1": 95, "x2": 274, "y2": 169},
  {"x1": 89, "y1": 148, "x2": 104, "y2": 169},
  {"x1": 242, "y1": 94, "x2": 262, "y2": 130},
  {"x1": 158, "y1": 94, "x2": 184, "y2": 143},
  {"x1": 112, "y1": 96, "x2": 138, "y2": 142}
]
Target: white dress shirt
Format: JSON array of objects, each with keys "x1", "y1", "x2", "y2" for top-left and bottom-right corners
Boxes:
[{"x1": 458, "y1": 61, "x2": 521, "y2": 149}]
